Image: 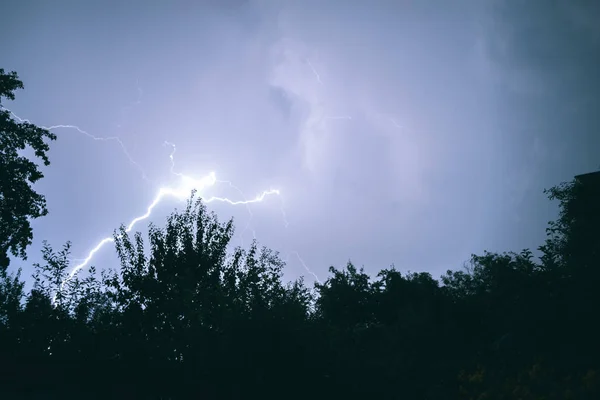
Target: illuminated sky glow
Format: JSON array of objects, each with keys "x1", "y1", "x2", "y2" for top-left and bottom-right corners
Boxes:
[{"x1": 1, "y1": 0, "x2": 599, "y2": 284}]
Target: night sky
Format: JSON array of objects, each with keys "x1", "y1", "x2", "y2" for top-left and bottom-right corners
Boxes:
[{"x1": 2, "y1": 0, "x2": 599, "y2": 284}]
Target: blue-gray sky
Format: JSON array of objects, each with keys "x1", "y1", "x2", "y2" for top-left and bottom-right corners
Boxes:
[{"x1": 2, "y1": 0, "x2": 599, "y2": 284}]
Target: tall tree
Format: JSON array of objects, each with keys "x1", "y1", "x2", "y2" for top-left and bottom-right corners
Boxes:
[
  {"x1": 539, "y1": 172, "x2": 600, "y2": 369},
  {"x1": 0, "y1": 69, "x2": 56, "y2": 267},
  {"x1": 540, "y1": 171, "x2": 600, "y2": 275}
]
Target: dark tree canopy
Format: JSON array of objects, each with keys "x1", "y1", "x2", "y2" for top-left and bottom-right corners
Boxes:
[
  {"x1": 0, "y1": 175, "x2": 596, "y2": 399},
  {"x1": 0, "y1": 69, "x2": 56, "y2": 267}
]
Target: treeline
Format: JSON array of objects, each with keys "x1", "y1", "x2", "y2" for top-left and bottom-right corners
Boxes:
[{"x1": 1, "y1": 69, "x2": 599, "y2": 399}]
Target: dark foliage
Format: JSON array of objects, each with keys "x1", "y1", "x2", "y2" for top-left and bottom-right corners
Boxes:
[
  {"x1": 0, "y1": 178, "x2": 596, "y2": 399},
  {"x1": 0, "y1": 69, "x2": 57, "y2": 268},
  {"x1": 0, "y1": 71, "x2": 598, "y2": 399}
]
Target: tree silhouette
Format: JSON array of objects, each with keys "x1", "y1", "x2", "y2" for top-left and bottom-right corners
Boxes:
[
  {"x1": 0, "y1": 174, "x2": 596, "y2": 398},
  {"x1": 0, "y1": 69, "x2": 57, "y2": 268}
]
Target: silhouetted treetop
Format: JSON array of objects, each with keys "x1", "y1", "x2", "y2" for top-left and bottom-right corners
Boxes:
[{"x1": 0, "y1": 69, "x2": 56, "y2": 267}]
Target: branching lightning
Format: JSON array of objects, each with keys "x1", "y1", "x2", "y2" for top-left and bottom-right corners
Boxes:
[
  {"x1": 164, "y1": 140, "x2": 278, "y2": 247},
  {"x1": 116, "y1": 78, "x2": 143, "y2": 129},
  {"x1": 3, "y1": 108, "x2": 280, "y2": 284},
  {"x1": 290, "y1": 251, "x2": 321, "y2": 284},
  {"x1": 66, "y1": 170, "x2": 280, "y2": 279},
  {"x1": 6, "y1": 110, "x2": 151, "y2": 183},
  {"x1": 306, "y1": 58, "x2": 323, "y2": 85},
  {"x1": 64, "y1": 146, "x2": 280, "y2": 281},
  {"x1": 4, "y1": 65, "x2": 328, "y2": 289},
  {"x1": 390, "y1": 118, "x2": 403, "y2": 129}
]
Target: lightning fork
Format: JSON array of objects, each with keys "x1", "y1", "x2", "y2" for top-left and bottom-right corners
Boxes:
[
  {"x1": 290, "y1": 250, "x2": 322, "y2": 284},
  {"x1": 4, "y1": 108, "x2": 151, "y2": 183},
  {"x1": 65, "y1": 147, "x2": 281, "y2": 281},
  {"x1": 3, "y1": 109, "x2": 281, "y2": 293},
  {"x1": 306, "y1": 58, "x2": 323, "y2": 85}
]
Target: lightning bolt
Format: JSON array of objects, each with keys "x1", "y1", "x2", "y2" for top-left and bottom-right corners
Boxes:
[
  {"x1": 5, "y1": 109, "x2": 152, "y2": 183},
  {"x1": 290, "y1": 251, "x2": 321, "y2": 284},
  {"x1": 5, "y1": 73, "x2": 321, "y2": 290},
  {"x1": 164, "y1": 140, "x2": 277, "y2": 247},
  {"x1": 390, "y1": 118, "x2": 403, "y2": 129},
  {"x1": 3, "y1": 107, "x2": 280, "y2": 285},
  {"x1": 62, "y1": 135, "x2": 280, "y2": 280},
  {"x1": 306, "y1": 58, "x2": 323, "y2": 85},
  {"x1": 66, "y1": 170, "x2": 280, "y2": 280},
  {"x1": 116, "y1": 77, "x2": 143, "y2": 129},
  {"x1": 164, "y1": 143, "x2": 315, "y2": 285}
]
